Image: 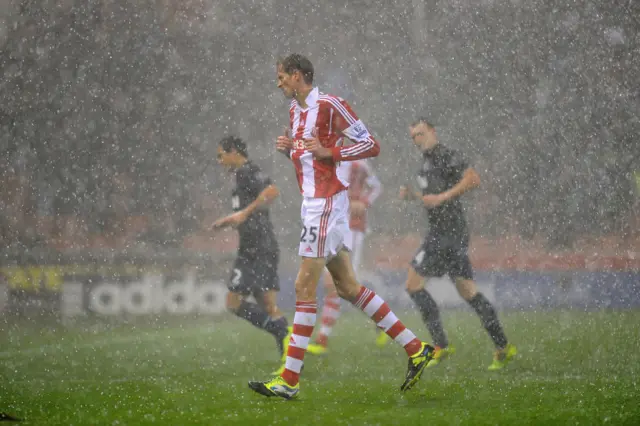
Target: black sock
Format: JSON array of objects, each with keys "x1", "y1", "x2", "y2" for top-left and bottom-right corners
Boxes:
[
  {"x1": 266, "y1": 316, "x2": 289, "y2": 358},
  {"x1": 233, "y1": 300, "x2": 272, "y2": 333},
  {"x1": 265, "y1": 316, "x2": 289, "y2": 340},
  {"x1": 233, "y1": 300, "x2": 289, "y2": 340},
  {"x1": 468, "y1": 293, "x2": 508, "y2": 349},
  {"x1": 409, "y1": 288, "x2": 449, "y2": 348}
]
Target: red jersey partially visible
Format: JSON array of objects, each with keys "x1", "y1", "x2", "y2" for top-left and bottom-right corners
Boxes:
[
  {"x1": 288, "y1": 87, "x2": 380, "y2": 198},
  {"x1": 344, "y1": 160, "x2": 382, "y2": 232}
]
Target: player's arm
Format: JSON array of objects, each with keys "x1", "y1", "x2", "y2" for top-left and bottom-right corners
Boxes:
[
  {"x1": 276, "y1": 129, "x2": 293, "y2": 159},
  {"x1": 276, "y1": 122, "x2": 293, "y2": 159},
  {"x1": 399, "y1": 185, "x2": 422, "y2": 201},
  {"x1": 330, "y1": 99, "x2": 380, "y2": 161},
  {"x1": 422, "y1": 151, "x2": 480, "y2": 208},
  {"x1": 441, "y1": 149, "x2": 480, "y2": 201},
  {"x1": 277, "y1": 144, "x2": 291, "y2": 159},
  {"x1": 441, "y1": 167, "x2": 480, "y2": 201},
  {"x1": 210, "y1": 176, "x2": 279, "y2": 230},
  {"x1": 242, "y1": 184, "x2": 280, "y2": 216}
]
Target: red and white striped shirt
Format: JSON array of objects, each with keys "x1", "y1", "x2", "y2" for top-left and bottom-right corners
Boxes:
[
  {"x1": 288, "y1": 87, "x2": 380, "y2": 198},
  {"x1": 344, "y1": 159, "x2": 382, "y2": 232}
]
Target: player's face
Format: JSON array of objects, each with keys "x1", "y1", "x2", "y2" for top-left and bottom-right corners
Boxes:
[
  {"x1": 276, "y1": 65, "x2": 297, "y2": 99},
  {"x1": 410, "y1": 123, "x2": 437, "y2": 150},
  {"x1": 217, "y1": 146, "x2": 234, "y2": 170}
]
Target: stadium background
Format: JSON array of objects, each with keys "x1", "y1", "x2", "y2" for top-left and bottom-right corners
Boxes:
[
  {"x1": 1, "y1": 0, "x2": 639, "y2": 312},
  {"x1": 2, "y1": 2, "x2": 640, "y2": 424}
]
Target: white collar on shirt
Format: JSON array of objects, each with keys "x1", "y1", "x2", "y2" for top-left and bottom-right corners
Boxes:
[{"x1": 295, "y1": 87, "x2": 319, "y2": 110}]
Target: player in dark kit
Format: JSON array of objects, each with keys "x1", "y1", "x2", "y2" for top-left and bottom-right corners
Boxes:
[
  {"x1": 399, "y1": 118, "x2": 516, "y2": 370},
  {"x1": 210, "y1": 136, "x2": 291, "y2": 366}
]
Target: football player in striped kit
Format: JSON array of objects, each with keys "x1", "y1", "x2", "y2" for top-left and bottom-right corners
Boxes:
[{"x1": 248, "y1": 54, "x2": 434, "y2": 400}]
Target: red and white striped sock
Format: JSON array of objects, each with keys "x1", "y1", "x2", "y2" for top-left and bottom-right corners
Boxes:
[
  {"x1": 281, "y1": 301, "x2": 317, "y2": 386},
  {"x1": 351, "y1": 286, "x2": 423, "y2": 356},
  {"x1": 316, "y1": 292, "x2": 341, "y2": 347}
]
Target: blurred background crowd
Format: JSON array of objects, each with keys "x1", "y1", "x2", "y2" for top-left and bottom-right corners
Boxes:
[{"x1": 1, "y1": 0, "x2": 638, "y2": 256}]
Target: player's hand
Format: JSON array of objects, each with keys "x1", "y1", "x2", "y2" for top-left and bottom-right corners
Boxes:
[
  {"x1": 399, "y1": 186, "x2": 420, "y2": 201},
  {"x1": 399, "y1": 185, "x2": 409, "y2": 200},
  {"x1": 422, "y1": 193, "x2": 447, "y2": 208},
  {"x1": 276, "y1": 128, "x2": 293, "y2": 154},
  {"x1": 208, "y1": 216, "x2": 230, "y2": 231},
  {"x1": 350, "y1": 200, "x2": 367, "y2": 217},
  {"x1": 304, "y1": 128, "x2": 332, "y2": 160}
]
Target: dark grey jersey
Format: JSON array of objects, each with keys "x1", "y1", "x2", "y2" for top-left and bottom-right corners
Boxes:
[
  {"x1": 232, "y1": 161, "x2": 278, "y2": 254},
  {"x1": 417, "y1": 144, "x2": 470, "y2": 240}
]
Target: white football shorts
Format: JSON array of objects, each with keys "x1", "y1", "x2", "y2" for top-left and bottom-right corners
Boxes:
[{"x1": 298, "y1": 190, "x2": 352, "y2": 260}]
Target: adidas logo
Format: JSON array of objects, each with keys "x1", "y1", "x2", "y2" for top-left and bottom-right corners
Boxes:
[{"x1": 305, "y1": 246, "x2": 314, "y2": 253}]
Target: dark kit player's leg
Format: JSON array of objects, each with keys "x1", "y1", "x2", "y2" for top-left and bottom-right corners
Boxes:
[
  {"x1": 449, "y1": 245, "x2": 516, "y2": 370},
  {"x1": 406, "y1": 269, "x2": 449, "y2": 348},
  {"x1": 259, "y1": 290, "x2": 289, "y2": 338},
  {"x1": 455, "y1": 278, "x2": 507, "y2": 349},
  {"x1": 256, "y1": 252, "x2": 291, "y2": 360},
  {"x1": 227, "y1": 291, "x2": 272, "y2": 330},
  {"x1": 226, "y1": 254, "x2": 289, "y2": 357},
  {"x1": 227, "y1": 294, "x2": 288, "y2": 344},
  {"x1": 406, "y1": 238, "x2": 450, "y2": 350}
]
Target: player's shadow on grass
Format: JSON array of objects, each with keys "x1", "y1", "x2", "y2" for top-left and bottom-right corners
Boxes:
[{"x1": 0, "y1": 412, "x2": 21, "y2": 422}]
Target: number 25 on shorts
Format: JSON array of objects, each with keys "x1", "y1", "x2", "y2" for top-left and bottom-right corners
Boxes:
[{"x1": 300, "y1": 226, "x2": 318, "y2": 243}]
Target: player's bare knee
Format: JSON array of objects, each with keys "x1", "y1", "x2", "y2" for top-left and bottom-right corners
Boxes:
[
  {"x1": 405, "y1": 281, "x2": 423, "y2": 293},
  {"x1": 455, "y1": 278, "x2": 477, "y2": 301},
  {"x1": 333, "y1": 276, "x2": 360, "y2": 300},
  {"x1": 295, "y1": 270, "x2": 317, "y2": 297},
  {"x1": 294, "y1": 257, "x2": 325, "y2": 300},
  {"x1": 405, "y1": 268, "x2": 425, "y2": 293},
  {"x1": 262, "y1": 300, "x2": 280, "y2": 317},
  {"x1": 294, "y1": 277, "x2": 316, "y2": 300},
  {"x1": 261, "y1": 300, "x2": 276, "y2": 316},
  {"x1": 295, "y1": 285, "x2": 315, "y2": 300},
  {"x1": 260, "y1": 291, "x2": 279, "y2": 316},
  {"x1": 459, "y1": 288, "x2": 477, "y2": 302},
  {"x1": 226, "y1": 292, "x2": 243, "y2": 312},
  {"x1": 335, "y1": 286, "x2": 360, "y2": 301}
]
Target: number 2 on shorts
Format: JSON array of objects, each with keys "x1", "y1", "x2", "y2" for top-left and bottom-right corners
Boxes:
[{"x1": 231, "y1": 268, "x2": 242, "y2": 286}]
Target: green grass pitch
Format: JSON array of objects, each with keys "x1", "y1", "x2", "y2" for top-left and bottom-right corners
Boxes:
[{"x1": 1, "y1": 309, "x2": 639, "y2": 425}]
